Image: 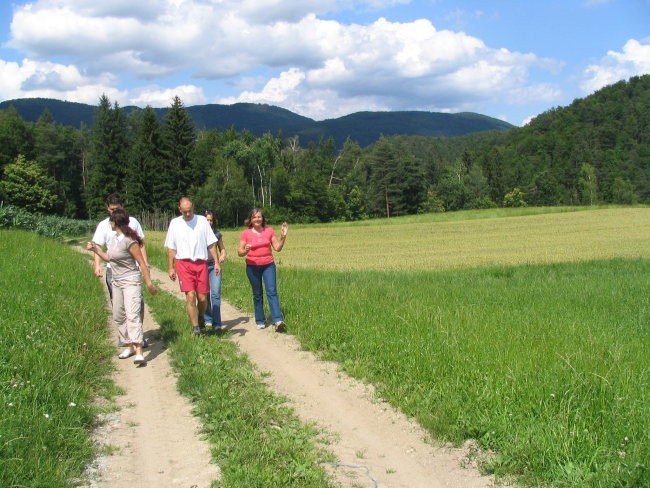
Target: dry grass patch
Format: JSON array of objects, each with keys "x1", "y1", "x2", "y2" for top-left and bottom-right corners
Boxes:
[{"x1": 214, "y1": 207, "x2": 650, "y2": 271}]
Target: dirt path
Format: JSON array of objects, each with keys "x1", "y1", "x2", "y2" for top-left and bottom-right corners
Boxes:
[
  {"x1": 85, "y1": 298, "x2": 220, "y2": 488},
  {"x1": 88, "y1": 265, "x2": 504, "y2": 488}
]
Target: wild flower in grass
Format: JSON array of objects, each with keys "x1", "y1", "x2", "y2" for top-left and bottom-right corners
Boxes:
[
  {"x1": 8, "y1": 402, "x2": 13, "y2": 407},
  {"x1": 44, "y1": 413, "x2": 50, "y2": 419},
  {"x1": 69, "y1": 402, "x2": 76, "y2": 407}
]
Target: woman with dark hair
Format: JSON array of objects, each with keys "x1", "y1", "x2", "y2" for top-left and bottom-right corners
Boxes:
[
  {"x1": 203, "y1": 210, "x2": 227, "y2": 332},
  {"x1": 87, "y1": 208, "x2": 157, "y2": 364},
  {"x1": 237, "y1": 208, "x2": 288, "y2": 331}
]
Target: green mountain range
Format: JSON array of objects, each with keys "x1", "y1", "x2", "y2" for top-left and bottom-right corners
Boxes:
[{"x1": 0, "y1": 98, "x2": 513, "y2": 146}]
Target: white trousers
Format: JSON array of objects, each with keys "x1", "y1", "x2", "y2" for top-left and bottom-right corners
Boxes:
[{"x1": 111, "y1": 275, "x2": 144, "y2": 346}]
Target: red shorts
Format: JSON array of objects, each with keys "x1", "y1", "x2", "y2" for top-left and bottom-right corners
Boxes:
[{"x1": 176, "y1": 259, "x2": 209, "y2": 294}]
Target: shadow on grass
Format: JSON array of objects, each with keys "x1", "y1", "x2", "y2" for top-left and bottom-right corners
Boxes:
[{"x1": 158, "y1": 319, "x2": 181, "y2": 344}]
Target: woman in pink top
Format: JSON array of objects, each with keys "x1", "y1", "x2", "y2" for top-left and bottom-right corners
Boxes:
[{"x1": 237, "y1": 208, "x2": 288, "y2": 331}]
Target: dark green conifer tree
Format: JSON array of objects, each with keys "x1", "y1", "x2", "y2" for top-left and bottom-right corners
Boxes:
[
  {"x1": 162, "y1": 96, "x2": 195, "y2": 209},
  {"x1": 85, "y1": 95, "x2": 129, "y2": 218},
  {"x1": 125, "y1": 107, "x2": 167, "y2": 213}
]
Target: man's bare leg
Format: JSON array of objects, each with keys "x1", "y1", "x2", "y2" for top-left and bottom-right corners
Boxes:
[
  {"x1": 185, "y1": 291, "x2": 199, "y2": 328},
  {"x1": 197, "y1": 293, "x2": 208, "y2": 318}
]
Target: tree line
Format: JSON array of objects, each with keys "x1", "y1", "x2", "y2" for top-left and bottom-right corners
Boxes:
[{"x1": 1, "y1": 75, "x2": 648, "y2": 227}]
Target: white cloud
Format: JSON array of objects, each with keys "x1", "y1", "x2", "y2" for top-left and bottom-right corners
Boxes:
[
  {"x1": 22, "y1": 0, "x2": 163, "y2": 19},
  {"x1": 219, "y1": 68, "x2": 305, "y2": 105},
  {"x1": 2, "y1": 0, "x2": 562, "y2": 119},
  {"x1": 129, "y1": 85, "x2": 207, "y2": 107},
  {"x1": 581, "y1": 39, "x2": 650, "y2": 94},
  {"x1": 0, "y1": 57, "x2": 122, "y2": 104}
]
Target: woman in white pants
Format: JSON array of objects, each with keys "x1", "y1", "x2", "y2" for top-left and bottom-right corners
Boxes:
[{"x1": 87, "y1": 208, "x2": 157, "y2": 364}]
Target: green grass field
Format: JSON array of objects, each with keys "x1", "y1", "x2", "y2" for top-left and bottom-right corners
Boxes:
[
  {"x1": 0, "y1": 229, "x2": 336, "y2": 487},
  {"x1": 0, "y1": 230, "x2": 116, "y2": 487},
  {"x1": 3, "y1": 206, "x2": 647, "y2": 487},
  {"x1": 146, "y1": 206, "x2": 650, "y2": 487}
]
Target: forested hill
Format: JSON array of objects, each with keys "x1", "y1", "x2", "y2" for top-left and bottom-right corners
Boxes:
[
  {"x1": 0, "y1": 97, "x2": 513, "y2": 146},
  {"x1": 467, "y1": 74, "x2": 650, "y2": 206},
  {"x1": 2, "y1": 75, "x2": 647, "y2": 224}
]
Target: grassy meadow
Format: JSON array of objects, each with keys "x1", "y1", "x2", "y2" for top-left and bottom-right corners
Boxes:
[
  {"x1": 3, "y1": 205, "x2": 647, "y2": 487},
  {"x1": 146, "y1": 206, "x2": 650, "y2": 487},
  {"x1": 0, "y1": 230, "x2": 115, "y2": 487},
  {"x1": 0, "y1": 229, "x2": 336, "y2": 487}
]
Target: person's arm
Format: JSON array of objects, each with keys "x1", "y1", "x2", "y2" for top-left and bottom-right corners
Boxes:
[
  {"x1": 93, "y1": 252, "x2": 104, "y2": 276},
  {"x1": 217, "y1": 239, "x2": 227, "y2": 263},
  {"x1": 238, "y1": 239, "x2": 251, "y2": 256},
  {"x1": 208, "y1": 243, "x2": 221, "y2": 274},
  {"x1": 140, "y1": 239, "x2": 150, "y2": 268},
  {"x1": 129, "y1": 243, "x2": 157, "y2": 295},
  {"x1": 271, "y1": 222, "x2": 288, "y2": 252},
  {"x1": 238, "y1": 231, "x2": 251, "y2": 257},
  {"x1": 87, "y1": 242, "x2": 110, "y2": 262},
  {"x1": 91, "y1": 225, "x2": 105, "y2": 276},
  {"x1": 134, "y1": 221, "x2": 149, "y2": 268},
  {"x1": 167, "y1": 247, "x2": 177, "y2": 281}
]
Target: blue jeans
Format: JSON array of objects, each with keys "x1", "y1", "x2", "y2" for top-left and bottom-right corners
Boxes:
[
  {"x1": 203, "y1": 261, "x2": 222, "y2": 326},
  {"x1": 246, "y1": 262, "x2": 283, "y2": 326}
]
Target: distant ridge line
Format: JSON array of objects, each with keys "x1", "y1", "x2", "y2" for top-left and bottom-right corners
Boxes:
[{"x1": 0, "y1": 97, "x2": 514, "y2": 147}]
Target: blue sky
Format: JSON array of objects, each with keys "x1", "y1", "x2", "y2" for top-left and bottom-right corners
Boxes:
[{"x1": 0, "y1": 0, "x2": 648, "y2": 126}]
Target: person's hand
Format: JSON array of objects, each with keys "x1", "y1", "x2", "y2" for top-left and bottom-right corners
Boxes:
[
  {"x1": 244, "y1": 243, "x2": 252, "y2": 253},
  {"x1": 168, "y1": 268, "x2": 176, "y2": 281},
  {"x1": 93, "y1": 263, "x2": 103, "y2": 277},
  {"x1": 147, "y1": 283, "x2": 158, "y2": 295},
  {"x1": 280, "y1": 221, "x2": 288, "y2": 237}
]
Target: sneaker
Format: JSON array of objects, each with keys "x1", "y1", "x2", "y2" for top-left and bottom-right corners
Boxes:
[
  {"x1": 256, "y1": 323, "x2": 266, "y2": 330},
  {"x1": 142, "y1": 338, "x2": 150, "y2": 349},
  {"x1": 193, "y1": 325, "x2": 206, "y2": 336},
  {"x1": 274, "y1": 321, "x2": 286, "y2": 333},
  {"x1": 133, "y1": 354, "x2": 146, "y2": 365},
  {"x1": 118, "y1": 348, "x2": 134, "y2": 359},
  {"x1": 212, "y1": 324, "x2": 222, "y2": 333}
]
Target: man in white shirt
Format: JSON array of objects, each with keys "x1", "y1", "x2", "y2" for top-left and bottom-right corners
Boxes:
[
  {"x1": 92, "y1": 193, "x2": 149, "y2": 346},
  {"x1": 164, "y1": 197, "x2": 220, "y2": 335}
]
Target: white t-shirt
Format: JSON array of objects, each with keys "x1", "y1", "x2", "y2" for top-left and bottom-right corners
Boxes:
[
  {"x1": 92, "y1": 216, "x2": 145, "y2": 268},
  {"x1": 164, "y1": 214, "x2": 217, "y2": 261}
]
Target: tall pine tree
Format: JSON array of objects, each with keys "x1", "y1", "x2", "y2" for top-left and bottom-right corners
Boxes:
[
  {"x1": 85, "y1": 95, "x2": 129, "y2": 218},
  {"x1": 162, "y1": 96, "x2": 195, "y2": 209},
  {"x1": 125, "y1": 107, "x2": 167, "y2": 213}
]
